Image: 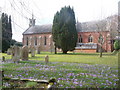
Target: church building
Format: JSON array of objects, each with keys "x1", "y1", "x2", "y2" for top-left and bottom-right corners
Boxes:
[{"x1": 22, "y1": 16, "x2": 115, "y2": 53}]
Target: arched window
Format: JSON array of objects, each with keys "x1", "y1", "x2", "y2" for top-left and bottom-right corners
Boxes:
[
  {"x1": 34, "y1": 37, "x2": 37, "y2": 46},
  {"x1": 26, "y1": 37, "x2": 29, "y2": 45},
  {"x1": 78, "y1": 35, "x2": 83, "y2": 43},
  {"x1": 88, "y1": 35, "x2": 93, "y2": 43},
  {"x1": 44, "y1": 36, "x2": 47, "y2": 45}
]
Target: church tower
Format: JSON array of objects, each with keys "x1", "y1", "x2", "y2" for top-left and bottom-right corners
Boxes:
[{"x1": 29, "y1": 14, "x2": 36, "y2": 27}]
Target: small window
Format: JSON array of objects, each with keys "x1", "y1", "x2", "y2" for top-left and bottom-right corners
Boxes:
[
  {"x1": 88, "y1": 35, "x2": 93, "y2": 43},
  {"x1": 44, "y1": 36, "x2": 47, "y2": 45},
  {"x1": 35, "y1": 37, "x2": 37, "y2": 45},
  {"x1": 78, "y1": 35, "x2": 83, "y2": 43},
  {"x1": 26, "y1": 37, "x2": 29, "y2": 45}
]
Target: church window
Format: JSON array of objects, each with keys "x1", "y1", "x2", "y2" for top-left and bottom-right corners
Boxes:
[
  {"x1": 78, "y1": 35, "x2": 83, "y2": 43},
  {"x1": 88, "y1": 35, "x2": 93, "y2": 43},
  {"x1": 44, "y1": 36, "x2": 47, "y2": 45},
  {"x1": 26, "y1": 37, "x2": 29, "y2": 46},
  {"x1": 35, "y1": 37, "x2": 37, "y2": 46}
]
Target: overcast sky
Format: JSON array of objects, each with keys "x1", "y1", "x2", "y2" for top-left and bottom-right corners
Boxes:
[{"x1": 0, "y1": 0, "x2": 119, "y2": 42}]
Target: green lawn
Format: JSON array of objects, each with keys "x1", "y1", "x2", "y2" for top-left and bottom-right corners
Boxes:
[
  {"x1": 1, "y1": 52, "x2": 119, "y2": 88},
  {"x1": 1, "y1": 52, "x2": 118, "y2": 67},
  {"x1": 30, "y1": 52, "x2": 118, "y2": 67}
]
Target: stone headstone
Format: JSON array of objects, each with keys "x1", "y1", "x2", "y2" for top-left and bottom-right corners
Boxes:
[
  {"x1": 12, "y1": 46, "x2": 20, "y2": 63},
  {"x1": 7, "y1": 47, "x2": 12, "y2": 55},
  {"x1": 22, "y1": 45, "x2": 29, "y2": 61},
  {"x1": 37, "y1": 46, "x2": 41, "y2": 54},
  {"x1": 45, "y1": 55, "x2": 49, "y2": 64},
  {"x1": 31, "y1": 46, "x2": 35, "y2": 57},
  {"x1": 19, "y1": 47, "x2": 22, "y2": 60},
  {"x1": 2, "y1": 56, "x2": 5, "y2": 62}
]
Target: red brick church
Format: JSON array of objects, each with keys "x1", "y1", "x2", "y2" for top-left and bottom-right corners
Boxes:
[{"x1": 22, "y1": 15, "x2": 117, "y2": 53}]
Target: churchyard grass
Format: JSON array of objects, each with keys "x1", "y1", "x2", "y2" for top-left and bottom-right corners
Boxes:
[
  {"x1": 1, "y1": 52, "x2": 118, "y2": 88},
  {"x1": 29, "y1": 52, "x2": 118, "y2": 67}
]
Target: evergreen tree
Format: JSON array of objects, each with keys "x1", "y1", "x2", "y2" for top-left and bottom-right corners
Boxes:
[
  {"x1": 52, "y1": 6, "x2": 78, "y2": 54},
  {"x1": 8, "y1": 15, "x2": 12, "y2": 41},
  {"x1": 114, "y1": 40, "x2": 120, "y2": 50},
  {"x1": 1, "y1": 13, "x2": 12, "y2": 52}
]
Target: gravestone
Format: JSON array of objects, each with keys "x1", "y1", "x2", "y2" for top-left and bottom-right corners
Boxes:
[
  {"x1": 19, "y1": 47, "x2": 22, "y2": 60},
  {"x1": 31, "y1": 46, "x2": 35, "y2": 57},
  {"x1": 22, "y1": 46, "x2": 29, "y2": 61},
  {"x1": 37, "y1": 46, "x2": 41, "y2": 54},
  {"x1": 7, "y1": 47, "x2": 12, "y2": 55},
  {"x1": 12, "y1": 46, "x2": 20, "y2": 63},
  {"x1": 2, "y1": 56, "x2": 5, "y2": 62},
  {"x1": 45, "y1": 55, "x2": 49, "y2": 64}
]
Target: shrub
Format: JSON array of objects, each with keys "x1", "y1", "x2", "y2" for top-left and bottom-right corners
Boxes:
[{"x1": 114, "y1": 40, "x2": 120, "y2": 50}]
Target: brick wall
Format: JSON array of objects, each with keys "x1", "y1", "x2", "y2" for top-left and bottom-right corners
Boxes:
[
  {"x1": 74, "y1": 49, "x2": 96, "y2": 53},
  {"x1": 78, "y1": 31, "x2": 112, "y2": 52},
  {"x1": 23, "y1": 31, "x2": 112, "y2": 52},
  {"x1": 23, "y1": 33, "x2": 53, "y2": 51}
]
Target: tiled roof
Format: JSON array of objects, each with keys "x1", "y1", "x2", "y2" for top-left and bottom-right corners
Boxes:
[
  {"x1": 23, "y1": 18, "x2": 112, "y2": 35},
  {"x1": 23, "y1": 24, "x2": 52, "y2": 35},
  {"x1": 77, "y1": 20, "x2": 108, "y2": 32}
]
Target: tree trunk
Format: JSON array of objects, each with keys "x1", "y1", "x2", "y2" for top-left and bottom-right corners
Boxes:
[
  {"x1": 63, "y1": 50, "x2": 67, "y2": 54},
  {"x1": 100, "y1": 45, "x2": 102, "y2": 57},
  {"x1": 55, "y1": 46, "x2": 57, "y2": 54}
]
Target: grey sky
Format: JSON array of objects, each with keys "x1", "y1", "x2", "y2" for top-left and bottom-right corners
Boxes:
[{"x1": 0, "y1": 0, "x2": 119, "y2": 42}]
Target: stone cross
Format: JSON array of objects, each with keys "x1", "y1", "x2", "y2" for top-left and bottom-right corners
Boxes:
[
  {"x1": 45, "y1": 55, "x2": 49, "y2": 64},
  {"x1": 22, "y1": 45, "x2": 29, "y2": 61}
]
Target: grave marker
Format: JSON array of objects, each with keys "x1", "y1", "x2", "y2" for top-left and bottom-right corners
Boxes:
[
  {"x1": 22, "y1": 45, "x2": 29, "y2": 61},
  {"x1": 45, "y1": 55, "x2": 49, "y2": 64}
]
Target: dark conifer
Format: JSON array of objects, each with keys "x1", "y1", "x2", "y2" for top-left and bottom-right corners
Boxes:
[{"x1": 52, "y1": 6, "x2": 78, "y2": 54}]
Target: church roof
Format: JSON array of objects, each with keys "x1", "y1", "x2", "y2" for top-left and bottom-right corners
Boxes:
[
  {"x1": 23, "y1": 17, "x2": 115, "y2": 35},
  {"x1": 23, "y1": 24, "x2": 52, "y2": 35},
  {"x1": 76, "y1": 20, "x2": 108, "y2": 32}
]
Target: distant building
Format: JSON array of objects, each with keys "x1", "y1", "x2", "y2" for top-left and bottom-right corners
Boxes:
[{"x1": 22, "y1": 15, "x2": 117, "y2": 53}]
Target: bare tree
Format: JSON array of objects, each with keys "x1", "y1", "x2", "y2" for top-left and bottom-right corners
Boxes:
[
  {"x1": 106, "y1": 15, "x2": 118, "y2": 51},
  {"x1": 96, "y1": 20, "x2": 107, "y2": 57}
]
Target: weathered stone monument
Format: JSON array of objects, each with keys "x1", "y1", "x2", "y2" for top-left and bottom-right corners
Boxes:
[
  {"x1": 18, "y1": 47, "x2": 22, "y2": 60},
  {"x1": 21, "y1": 45, "x2": 29, "y2": 61},
  {"x1": 31, "y1": 46, "x2": 35, "y2": 57},
  {"x1": 37, "y1": 46, "x2": 41, "y2": 54},
  {"x1": 7, "y1": 47, "x2": 12, "y2": 55},
  {"x1": 2, "y1": 56, "x2": 5, "y2": 62},
  {"x1": 12, "y1": 46, "x2": 20, "y2": 63},
  {"x1": 45, "y1": 55, "x2": 49, "y2": 64}
]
